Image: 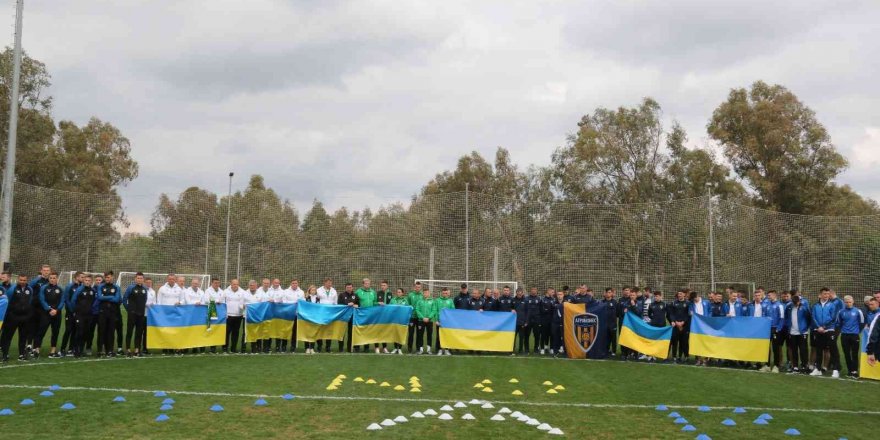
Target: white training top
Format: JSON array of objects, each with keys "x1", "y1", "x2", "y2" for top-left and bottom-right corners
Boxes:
[
  {"x1": 281, "y1": 287, "x2": 304, "y2": 304},
  {"x1": 156, "y1": 283, "x2": 183, "y2": 306},
  {"x1": 317, "y1": 286, "x2": 338, "y2": 305},
  {"x1": 224, "y1": 287, "x2": 246, "y2": 316},
  {"x1": 184, "y1": 287, "x2": 205, "y2": 305},
  {"x1": 204, "y1": 287, "x2": 224, "y2": 303}
]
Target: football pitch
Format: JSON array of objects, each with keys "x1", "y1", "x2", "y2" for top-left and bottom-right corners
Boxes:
[{"x1": 0, "y1": 354, "x2": 875, "y2": 439}]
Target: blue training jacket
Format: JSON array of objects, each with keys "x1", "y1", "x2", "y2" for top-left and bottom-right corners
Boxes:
[
  {"x1": 811, "y1": 300, "x2": 839, "y2": 330},
  {"x1": 721, "y1": 301, "x2": 744, "y2": 317},
  {"x1": 837, "y1": 306, "x2": 865, "y2": 335},
  {"x1": 784, "y1": 303, "x2": 811, "y2": 334}
]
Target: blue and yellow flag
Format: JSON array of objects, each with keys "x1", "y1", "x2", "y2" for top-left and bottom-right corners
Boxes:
[
  {"x1": 146, "y1": 304, "x2": 227, "y2": 349},
  {"x1": 352, "y1": 305, "x2": 412, "y2": 346},
  {"x1": 0, "y1": 293, "x2": 7, "y2": 331},
  {"x1": 619, "y1": 312, "x2": 672, "y2": 359},
  {"x1": 245, "y1": 302, "x2": 297, "y2": 343},
  {"x1": 296, "y1": 301, "x2": 353, "y2": 342},
  {"x1": 438, "y1": 309, "x2": 515, "y2": 352},
  {"x1": 860, "y1": 324, "x2": 880, "y2": 381},
  {"x1": 689, "y1": 314, "x2": 770, "y2": 362}
]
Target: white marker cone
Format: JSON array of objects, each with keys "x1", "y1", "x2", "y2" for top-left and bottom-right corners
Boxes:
[
  {"x1": 424, "y1": 409, "x2": 437, "y2": 416},
  {"x1": 548, "y1": 428, "x2": 564, "y2": 435},
  {"x1": 410, "y1": 411, "x2": 424, "y2": 418},
  {"x1": 498, "y1": 407, "x2": 512, "y2": 414},
  {"x1": 380, "y1": 419, "x2": 396, "y2": 427},
  {"x1": 438, "y1": 413, "x2": 453, "y2": 420},
  {"x1": 366, "y1": 423, "x2": 382, "y2": 431},
  {"x1": 481, "y1": 403, "x2": 495, "y2": 409},
  {"x1": 440, "y1": 405, "x2": 454, "y2": 411},
  {"x1": 527, "y1": 418, "x2": 541, "y2": 426},
  {"x1": 393, "y1": 416, "x2": 408, "y2": 423},
  {"x1": 490, "y1": 414, "x2": 505, "y2": 421},
  {"x1": 461, "y1": 413, "x2": 475, "y2": 420},
  {"x1": 454, "y1": 402, "x2": 467, "y2": 408},
  {"x1": 537, "y1": 423, "x2": 552, "y2": 431},
  {"x1": 510, "y1": 411, "x2": 523, "y2": 418}
]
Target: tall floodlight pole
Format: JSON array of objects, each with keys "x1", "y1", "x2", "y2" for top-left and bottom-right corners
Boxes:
[
  {"x1": 0, "y1": 0, "x2": 25, "y2": 270},
  {"x1": 707, "y1": 184, "x2": 716, "y2": 292},
  {"x1": 223, "y1": 172, "x2": 233, "y2": 285},
  {"x1": 464, "y1": 183, "x2": 469, "y2": 282}
]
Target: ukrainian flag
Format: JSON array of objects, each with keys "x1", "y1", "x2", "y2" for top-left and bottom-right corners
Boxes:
[
  {"x1": 0, "y1": 293, "x2": 7, "y2": 331},
  {"x1": 689, "y1": 314, "x2": 770, "y2": 362},
  {"x1": 438, "y1": 309, "x2": 515, "y2": 352},
  {"x1": 245, "y1": 302, "x2": 297, "y2": 343},
  {"x1": 146, "y1": 304, "x2": 227, "y2": 349},
  {"x1": 352, "y1": 305, "x2": 411, "y2": 346},
  {"x1": 619, "y1": 312, "x2": 672, "y2": 359},
  {"x1": 295, "y1": 301, "x2": 353, "y2": 342},
  {"x1": 859, "y1": 325, "x2": 880, "y2": 381}
]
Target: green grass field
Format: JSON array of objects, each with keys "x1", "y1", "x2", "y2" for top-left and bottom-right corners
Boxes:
[{"x1": 0, "y1": 352, "x2": 876, "y2": 439}]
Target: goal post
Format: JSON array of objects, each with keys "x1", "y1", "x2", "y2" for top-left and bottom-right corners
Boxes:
[
  {"x1": 118, "y1": 271, "x2": 210, "y2": 289},
  {"x1": 415, "y1": 279, "x2": 519, "y2": 297}
]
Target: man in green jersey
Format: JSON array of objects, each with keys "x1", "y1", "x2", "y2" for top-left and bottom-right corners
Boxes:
[
  {"x1": 389, "y1": 288, "x2": 410, "y2": 354},
  {"x1": 355, "y1": 278, "x2": 379, "y2": 353},
  {"x1": 415, "y1": 289, "x2": 436, "y2": 354},
  {"x1": 433, "y1": 287, "x2": 455, "y2": 355},
  {"x1": 406, "y1": 282, "x2": 423, "y2": 353},
  {"x1": 376, "y1": 280, "x2": 394, "y2": 353}
]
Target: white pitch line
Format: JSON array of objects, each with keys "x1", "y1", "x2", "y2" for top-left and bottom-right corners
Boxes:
[{"x1": 0, "y1": 383, "x2": 877, "y2": 416}]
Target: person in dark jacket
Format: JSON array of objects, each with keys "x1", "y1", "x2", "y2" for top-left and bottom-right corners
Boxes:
[
  {"x1": 540, "y1": 288, "x2": 556, "y2": 355},
  {"x1": 524, "y1": 287, "x2": 542, "y2": 355},
  {"x1": 466, "y1": 289, "x2": 485, "y2": 311},
  {"x1": 453, "y1": 284, "x2": 469, "y2": 309},
  {"x1": 0, "y1": 275, "x2": 34, "y2": 362},
  {"x1": 600, "y1": 288, "x2": 619, "y2": 356},
  {"x1": 512, "y1": 287, "x2": 528, "y2": 354},
  {"x1": 36, "y1": 272, "x2": 65, "y2": 358},
  {"x1": 483, "y1": 288, "x2": 498, "y2": 312},
  {"x1": 667, "y1": 290, "x2": 690, "y2": 363},
  {"x1": 619, "y1": 288, "x2": 639, "y2": 360},
  {"x1": 551, "y1": 290, "x2": 566, "y2": 356},
  {"x1": 337, "y1": 282, "x2": 360, "y2": 353},
  {"x1": 59, "y1": 271, "x2": 83, "y2": 356},
  {"x1": 71, "y1": 275, "x2": 98, "y2": 357},
  {"x1": 497, "y1": 286, "x2": 514, "y2": 312},
  {"x1": 26, "y1": 264, "x2": 51, "y2": 353},
  {"x1": 122, "y1": 272, "x2": 149, "y2": 357},
  {"x1": 647, "y1": 291, "x2": 667, "y2": 328}
]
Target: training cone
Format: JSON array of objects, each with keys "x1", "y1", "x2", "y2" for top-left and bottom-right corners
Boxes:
[
  {"x1": 0, "y1": 408, "x2": 14, "y2": 416},
  {"x1": 60, "y1": 403, "x2": 76, "y2": 410},
  {"x1": 162, "y1": 398, "x2": 175, "y2": 405},
  {"x1": 154, "y1": 391, "x2": 167, "y2": 397},
  {"x1": 410, "y1": 388, "x2": 421, "y2": 393},
  {"x1": 518, "y1": 415, "x2": 531, "y2": 422},
  {"x1": 337, "y1": 374, "x2": 347, "y2": 379},
  {"x1": 733, "y1": 407, "x2": 747, "y2": 414},
  {"x1": 526, "y1": 418, "x2": 541, "y2": 426},
  {"x1": 160, "y1": 404, "x2": 173, "y2": 411},
  {"x1": 473, "y1": 383, "x2": 484, "y2": 388},
  {"x1": 325, "y1": 385, "x2": 338, "y2": 391},
  {"x1": 438, "y1": 413, "x2": 453, "y2": 420},
  {"x1": 49, "y1": 385, "x2": 61, "y2": 391},
  {"x1": 254, "y1": 398, "x2": 268, "y2": 406},
  {"x1": 668, "y1": 412, "x2": 681, "y2": 418},
  {"x1": 155, "y1": 414, "x2": 170, "y2": 422},
  {"x1": 210, "y1": 404, "x2": 224, "y2": 412},
  {"x1": 461, "y1": 413, "x2": 475, "y2": 420},
  {"x1": 698, "y1": 406, "x2": 711, "y2": 412},
  {"x1": 40, "y1": 391, "x2": 54, "y2": 397},
  {"x1": 393, "y1": 385, "x2": 405, "y2": 391},
  {"x1": 20, "y1": 399, "x2": 35, "y2": 406},
  {"x1": 510, "y1": 411, "x2": 523, "y2": 418},
  {"x1": 455, "y1": 401, "x2": 468, "y2": 408},
  {"x1": 542, "y1": 381, "x2": 553, "y2": 386},
  {"x1": 481, "y1": 379, "x2": 492, "y2": 384},
  {"x1": 282, "y1": 394, "x2": 295, "y2": 400},
  {"x1": 759, "y1": 413, "x2": 773, "y2": 420},
  {"x1": 754, "y1": 418, "x2": 769, "y2": 425},
  {"x1": 424, "y1": 409, "x2": 437, "y2": 416},
  {"x1": 441, "y1": 405, "x2": 454, "y2": 411},
  {"x1": 682, "y1": 425, "x2": 696, "y2": 432},
  {"x1": 491, "y1": 414, "x2": 505, "y2": 421},
  {"x1": 509, "y1": 378, "x2": 519, "y2": 383},
  {"x1": 353, "y1": 377, "x2": 364, "y2": 382},
  {"x1": 674, "y1": 417, "x2": 688, "y2": 424},
  {"x1": 511, "y1": 390, "x2": 523, "y2": 396},
  {"x1": 722, "y1": 419, "x2": 736, "y2": 426},
  {"x1": 656, "y1": 404, "x2": 668, "y2": 411},
  {"x1": 380, "y1": 382, "x2": 390, "y2": 387},
  {"x1": 554, "y1": 385, "x2": 565, "y2": 391},
  {"x1": 546, "y1": 389, "x2": 558, "y2": 394},
  {"x1": 393, "y1": 416, "x2": 408, "y2": 423},
  {"x1": 695, "y1": 435, "x2": 712, "y2": 440},
  {"x1": 468, "y1": 399, "x2": 482, "y2": 405},
  {"x1": 548, "y1": 428, "x2": 564, "y2": 435},
  {"x1": 366, "y1": 423, "x2": 382, "y2": 431},
  {"x1": 365, "y1": 379, "x2": 376, "y2": 384},
  {"x1": 481, "y1": 402, "x2": 494, "y2": 409},
  {"x1": 784, "y1": 428, "x2": 801, "y2": 436},
  {"x1": 537, "y1": 423, "x2": 552, "y2": 431},
  {"x1": 113, "y1": 396, "x2": 126, "y2": 403},
  {"x1": 499, "y1": 407, "x2": 511, "y2": 414},
  {"x1": 411, "y1": 411, "x2": 424, "y2": 418},
  {"x1": 380, "y1": 419, "x2": 396, "y2": 427},
  {"x1": 482, "y1": 387, "x2": 493, "y2": 393}
]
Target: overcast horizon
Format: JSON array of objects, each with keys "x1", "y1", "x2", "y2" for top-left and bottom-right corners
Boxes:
[{"x1": 3, "y1": 0, "x2": 878, "y2": 233}]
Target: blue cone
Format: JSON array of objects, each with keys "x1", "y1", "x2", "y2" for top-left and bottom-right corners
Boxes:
[
  {"x1": 154, "y1": 391, "x2": 167, "y2": 397},
  {"x1": 0, "y1": 408, "x2": 14, "y2": 416},
  {"x1": 696, "y1": 435, "x2": 712, "y2": 440},
  {"x1": 40, "y1": 391, "x2": 54, "y2": 397},
  {"x1": 49, "y1": 385, "x2": 60, "y2": 391},
  {"x1": 722, "y1": 418, "x2": 736, "y2": 426},
  {"x1": 698, "y1": 406, "x2": 711, "y2": 412},
  {"x1": 20, "y1": 399, "x2": 35, "y2": 406},
  {"x1": 674, "y1": 417, "x2": 688, "y2": 424},
  {"x1": 210, "y1": 404, "x2": 224, "y2": 412},
  {"x1": 759, "y1": 413, "x2": 773, "y2": 420},
  {"x1": 668, "y1": 411, "x2": 681, "y2": 418},
  {"x1": 282, "y1": 394, "x2": 295, "y2": 400},
  {"x1": 656, "y1": 404, "x2": 668, "y2": 411},
  {"x1": 160, "y1": 404, "x2": 173, "y2": 411},
  {"x1": 254, "y1": 398, "x2": 268, "y2": 406},
  {"x1": 733, "y1": 407, "x2": 747, "y2": 414},
  {"x1": 155, "y1": 414, "x2": 170, "y2": 422},
  {"x1": 162, "y1": 398, "x2": 175, "y2": 405},
  {"x1": 60, "y1": 403, "x2": 76, "y2": 410},
  {"x1": 753, "y1": 418, "x2": 769, "y2": 425},
  {"x1": 682, "y1": 425, "x2": 696, "y2": 432},
  {"x1": 784, "y1": 428, "x2": 801, "y2": 436},
  {"x1": 113, "y1": 396, "x2": 126, "y2": 403}
]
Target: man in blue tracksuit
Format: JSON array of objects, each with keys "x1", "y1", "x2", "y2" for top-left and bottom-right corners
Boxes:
[
  {"x1": 36, "y1": 272, "x2": 65, "y2": 358},
  {"x1": 59, "y1": 272, "x2": 83, "y2": 356},
  {"x1": 810, "y1": 288, "x2": 841, "y2": 378},
  {"x1": 550, "y1": 290, "x2": 566, "y2": 356},
  {"x1": 784, "y1": 295, "x2": 811, "y2": 373},
  {"x1": 122, "y1": 273, "x2": 149, "y2": 357},
  {"x1": 26, "y1": 265, "x2": 51, "y2": 352},
  {"x1": 722, "y1": 291, "x2": 744, "y2": 317},
  {"x1": 0, "y1": 275, "x2": 35, "y2": 362},
  {"x1": 540, "y1": 288, "x2": 556, "y2": 354},
  {"x1": 512, "y1": 288, "x2": 528, "y2": 354},
  {"x1": 837, "y1": 295, "x2": 865, "y2": 378},
  {"x1": 601, "y1": 288, "x2": 621, "y2": 357},
  {"x1": 71, "y1": 275, "x2": 97, "y2": 357},
  {"x1": 524, "y1": 287, "x2": 542, "y2": 355},
  {"x1": 667, "y1": 290, "x2": 690, "y2": 363},
  {"x1": 97, "y1": 271, "x2": 122, "y2": 357}
]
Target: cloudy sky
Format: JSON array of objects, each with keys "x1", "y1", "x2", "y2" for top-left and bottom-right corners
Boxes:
[{"x1": 3, "y1": 0, "x2": 879, "y2": 232}]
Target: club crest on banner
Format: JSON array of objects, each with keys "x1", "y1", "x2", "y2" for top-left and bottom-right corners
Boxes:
[{"x1": 571, "y1": 312, "x2": 599, "y2": 354}]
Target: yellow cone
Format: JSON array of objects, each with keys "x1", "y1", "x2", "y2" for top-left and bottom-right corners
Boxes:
[
  {"x1": 511, "y1": 390, "x2": 523, "y2": 396},
  {"x1": 410, "y1": 384, "x2": 421, "y2": 389},
  {"x1": 365, "y1": 379, "x2": 377, "y2": 384},
  {"x1": 546, "y1": 389, "x2": 558, "y2": 394},
  {"x1": 481, "y1": 379, "x2": 492, "y2": 384},
  {"x1": 326, "y1": 385, "x2": 338, "y2": 391},
  {"x1": 331, "y1": 379, "x2": 343, "y2": 385},
  {"x1": 409, "y1": 380, "x2": 421, "y2": 385},
  {"x1": 473, "y1": 383, "x2": 484, "y2": 389},
  {"x1": 353, "y1": 377, "x2": 364, "y2": 382},
  {"x1": 393, "y1": 385, "x2": 405, "y2": 391},
  {"x1": 410, "y1": 388, "x2": 421, "y2": 393},
  {"x1": 379, "y1": 382, "x2": 390, "y2": 387},
  {"x1": 508, "y1": 378, "x2": 519, "y2": 383},
  {"x1": 482, "y1": 387, "x2": 493, "y2": 393},
  {"x1": 337, "y1": 374, "x2": 347, "y2": 379},
  {"x1": 542, "y1": 381, "x2": 553, "y2": 386},
  {"x1": 409, "y1": 376, "x2": 419, "y2": 381},
  {"x1": 554, "y1": 385, "x2": 565, "y2": 391}
]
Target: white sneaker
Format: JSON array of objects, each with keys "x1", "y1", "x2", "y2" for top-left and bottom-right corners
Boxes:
[
  {"x1": 831, "y1": 370, "x2": 840, "y2": 379},
  {"x1": 771, "y1": 366, "x2": 779, "y2": 373},
  {"x1": 418, "y1": 347, "x2": 424, "y2": 354},
  {"x1": 559, "y1": 347, "x2": 564, "y2": 354},
  {"x1": 436, "y1": 350, "x2": 443, "y2": 356},
  {"x1": 549, "y1": 349, "x2": 555, "y2": 355},
  {"x1": 445, "y1": 349, "x2": 452, "y2": 356},
  {"x1": 809, "y1": 369, "x2": 822, "y2": 376},
  {"x1": 382, "y1": 348, "x2": 390, "y2": 354},
  {"x1": 375, "y1": 347, "x2": 380, "y2": 354},
  {"x1": 638, "y1": 354, "x2": 647, "y2": 360},
  {"x1": 539, "y1": 349, "x2": 545, "y2": 355},
  {"x1": 426, "y1": 347, "x2": 432, "y2": 354},
  {"x1": 759, "y1": 365, "x2": 771, "y2": 373}
]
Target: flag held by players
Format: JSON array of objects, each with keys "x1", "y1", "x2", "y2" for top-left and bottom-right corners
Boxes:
[
  {"x1": 147, "y1": 304, "x2": 227, "y2": 349},
  {"x1": 860, "y1": 326, "x2": 880, "y2": 381},
  {"x1": 295, "y1": 301, "x2": 353, "y2": 342},
  {"x1": 438, "y1": 309, "x2": 515, "y2": 352},
  {"x1": 352, "y1": 305, "x2": 411, "y2": 346},
  {"x1": 688, "y1": 314, "x2": 771, "y2": 362},
  {"x1": 245, "y1": 302, "x2": 297, "y2": 343},
  {"x1": 619, "y1": 312, "x2": 672, "y2": 359}
]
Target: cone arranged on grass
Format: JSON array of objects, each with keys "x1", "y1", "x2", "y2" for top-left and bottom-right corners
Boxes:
[
  {"x1": 537, "y1": 423, "x2": 552, "y2": 431},
  {"x1": 754, "y1": 418, "x2": 769, "y2": 425},
  {"x1": 490, "y1": 414, "x2": 505, "y2": 421},
  {"x1": 554, "y1": 385, "x2": 565, "y2": 391},
  {"x1": 517, "y1": 415, "x2": 531, "y2": 422},
  {"x1": 365, "y1": 379, "x2": 377, "y2": 384},
  {"x1": 366, "y1": 423, "x2": 382, "y2": 431},
  {"x1": 380, "y1": 419, "x2": 396, "y2": 427},
  {"x1": 656, "y1": 404, "x2": 668, "y2": 411},
  {"x1": 393, "y1": 385, "x2": 405, "y2": 391},
  {"x1": 548, "y1": 428, "x2": 564, "y2": 435},
  {"x1": 526, "y1": 418, "x2": 541, "y2": 426},
  {"x1": 113, "y1": 396, "x2": 126, "y2": 403},
  {"x1": 380, "y1": 382, "x2": 390, "y2": 387},
  {"x1": 0, "y1": 409, "x2": 14, "y2": 416},
  {"x1": 162, "y1": 398, "x2": 175, "y2": 405},
  {"x1": 468, "y1": 399, "x2": 482, "y2": 405},
  {"x1": 473, "y1": 383, "x2": 484, "y2": 389},
  {"x1": 282, "y1": 394, "x2": 295, "y2": 400},
  {"x1": 546, "y1": 389, "x2": 558, "y2": 394},
  {"x1": 441, "y1": 405, "x2": 454, "y2": 411},
  {"x1": 424, "y1": 409, "x2": 438, "y2": 416},
  {"x1": 20, "y1": 399, "x2": 34, "y2": 406},
  {"x1": 498, "y1": 407, "x2": 511, "y2": 414},
  {"x1": 60, "y1": 403, "x2": 76, "y2": 410},
  {"x1": 155, "y1": 414, "x2": 170, "y2": 422},
  {"x1": 698, "y1": 406, "x2": 711, "y2": 412},
  {"x1": 695, "y1": 435, "x2": 712, "y2": 440},
  {"x1": 510, "y1": 411, "x2": 523, "y2": 418},
  {"x1": 784, "y1": 428, "x2": 801, "y2": 436},
  {"x1": 758, "y1": 413, "x2": 773, "y2": 420},
  {"x1": 733, "y1": 407, "x2": 747, "y2": 414},
  {"x1": 326, "y1": 385, "x2": 338, "y2": 391},
  {"x1": 482, "y1": 379, "x2": 492, "y2": 384},
  {"x1": 410, "y1": 388, "x2": 421, "y2": 393},
  {"x1": 40, "y1": 391, "x2": 54, "y2": 397},
  {"x1": 337, "y1": 374, "x2": 347, "y2": 379},
  {"x1": 722, "y1": 419, "x2": 736, "y2": 426},
  {"x1": 154, "y1": 391, "x2": 167, "y2": 397},
  {"x1": 210, "y1": 404, "x2": 224, "y2": 412},
  {"x1": 482, "y1": 387, "x2": 494, "y2": 393},
  {"x1": 668, "y1": 412, "x2": 681, "y2": 418},
  {"x1": 682, "y1": 425, "x2": 696, "y2": 432},
  {"x1": 461, "y1": 413, "x2": 476, "y2": 420},
  {"x1": 411, "y1": 411, "x2": 424, "y2": 418},
  {"x1": 509, "y1": 378, "x2": 519, "y2": 383},
  {"x1": 511, "y1": 390, "x2": 523, "y2": 396},
  {"x1": 542, "y1": 381, "x2": 553, "y2": 386},
  {"x1": 353, "y1": 377, "x2": 364, "y2": 382},
  {"x1": 49, "y1": 385, "x2": 61, "y2": 391},
  {"x1": 674, "y1": 417, "x2": 688, "y2": 424},
  {"x1": 481, "y1": 403, "x2": 495, "y2": 409},
  {"x1": 254, "y1": 398, "x2": 268, "y2": 406},
  {"x1": 438, "y1": 413, "x2": 453, "y2": 420},
  {"x1": 393, "y1": 416, "x2": 408, "y2": 423},
  {"x1": 160, "y1": 404, "x2": 173, "y2": 411}
]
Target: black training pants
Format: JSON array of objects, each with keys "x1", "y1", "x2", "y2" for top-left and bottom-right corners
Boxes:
[
  {"x1": 226, "y1": 316, "x2": 242, "y2": 352},
  {"x1": 125, "y1": 312, "x2": 146, "y2": 351},
  {"x1": 0, "y1": 314, "x2": 32, "y2": 357},
  {"x1": 97, "y1": 311, "x2": 118, "y2": 354},
  {"x1": 36, "y1": 310, "x2": 62, "y2": 349},
  {"x1": 841, "y1": 333, "x2": 860, "y2": 375}
]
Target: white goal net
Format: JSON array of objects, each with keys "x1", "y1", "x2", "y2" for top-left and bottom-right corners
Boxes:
[
  {"x1": 118, "y1": 271, "x2": 210, "y2": 289},
  {"x1": 415, "y1": 279, "x2": 519, "y2": 297}
]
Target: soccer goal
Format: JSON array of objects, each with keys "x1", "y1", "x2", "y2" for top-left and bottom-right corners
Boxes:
[
  {"x1": 415, "y1": 279, "x2": 519, "y2": 297},
  {"x1": 118, "y1": 271, "x2": 211, "y2": 289},
  {"x1": 687, "y1": 281, "x2": 756, "y2": 299}
]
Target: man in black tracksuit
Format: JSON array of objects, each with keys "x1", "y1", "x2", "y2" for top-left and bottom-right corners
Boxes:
[
  {"x1": 376, "y1": 280, "x2": 393, "y2": 353},
  {"x1": 97, "y1": 272, "x2": 122, "y2": 357},
  {"x1": 27, "y1": 265, "x2": 50, "y2": 353},
  {"x1": 601, "y1": 288, "x2": 620, "y2": 356},
  {"x1": 453, "y1": 284, "x2": 469, "y2": 309},
  {"x1": 1, "y1": 275, "x2": 35, "y2": 362},
  {"x1": 72, "y1": 276, "x2": 97, "y2": 357},
  {"x1": 59, "y1": 272, "x2": 83, "y2": 355},
  {"x1": 524, "y1": 287, "x2": 542, "y2": 354},
  {"x1": 337, "y1": 283, "x2": 359, "y2": 353},
  {"x1": 512, "y1": 288, "x2": 528, "y2": 354},
  {"x1": 540, "y1": 289, "x2": 556, "y2": 354},
  {"x1": 667, "y1": 290, "x2": 691, "y2": 362},
  {"x1": 619, "y1": 289, "x2": 639, "y2": 359},
  {"x1": 483, "y1": 289, "x2": 498, "y2": 312},
  {"x1": 466, "y1": 290, "x2": 485, "y2": 311},
  {"x1": 122, "y1": 273, "x2": 149, "y2": 357},
  {"x1": 36, "y1": 273, "x2": 65, "y2": 358}
]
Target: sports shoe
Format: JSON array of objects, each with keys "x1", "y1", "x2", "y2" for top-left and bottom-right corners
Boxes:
[
  {"x1": 549, "y1": 349, "x2": 555, "y2": 355},
  {"x1": 382, "y1": 348, "x2": 390, "y2": 354},
  {"x1": 759, "y1": 365, "x2": 771, "y2": 373},
  {"x1": 445, "y1": 349, "x2": 452, "y2": 356},
  {"x1": 436, "y1": 350, "x2": 443, "y2": 356},
  {"x1": 418, "y1": 347, "x2": 424, "y2": 354},
  {"x1": 809, "y1": 369, "x2": 823, "y2": 376},
  {"x1": 771, "y1": 366, "x2": 779, "y2": 373},
  {"x1": 375, "y1": 347, "x2": 380, "y2": 354},
  {"x1": 831, "y1": 370, "x2": 840, "y2": 379},
  {"x1": 539, "y1": 349, "x2": 545, "y2": 355},
  {"x1": 49, "y1": 352, "x2": 61, "y2": 359},
  {"x1": 117, "y1": 347, "x2": 123, "y2": 355},
  {"x1": 426, "y1": 347, "x2": 432, "y2": 354}
]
